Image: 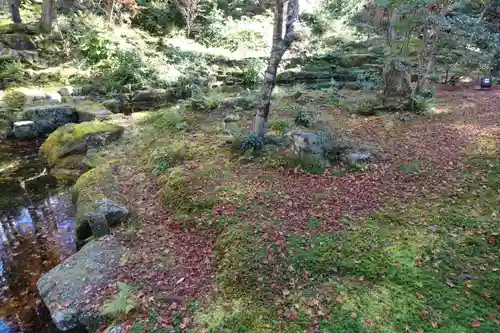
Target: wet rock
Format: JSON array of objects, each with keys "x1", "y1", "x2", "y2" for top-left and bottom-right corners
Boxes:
[
  {"x1": 22, "y1": 104, "x2": 77, "y2": 136},
  {"x1": 40, "y1": 122, "x2": 124, "y2": 173},
  {"x1": 37, "y1": 236, "x2": 127, "y2": 332},
  {"x1": 13, "y1": 120, "x2": 37, "y2": 139},
  {"x1": 72, "y1": 164, "x2": 129, "y2": 241}
]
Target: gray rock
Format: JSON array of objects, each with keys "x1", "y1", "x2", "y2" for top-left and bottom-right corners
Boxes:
[
  {"x1": 13, "y1": 120, "x2": 37, "y2": 139},
  {"x1": 130, "y1": 89, "x2": 174, "y2": 109},
  {"x1": 0, "y1": 42, "x2": 19, "y2": 60},
  {"x1": 22, "y1": 105, "x2": 78, "y2": 135},
  {"x1": 223, "y1": 113, "x2": 240, "y2": 123},
  {"x1": 341, "y1": 150, "x2": 375, "y2": 165},
  {"x1": 72, "y1": 164, "x2": 129, "y2": 241},
  {"x1": 283, "y1": 131, "x2": 327, "y2": 156},
  {"x1": 37, "y1": 236, "x2": 127, "y2": 332},
  {"x1": 1, "y1": 34, "x2": 37, "y2": 51},
  {"x1": 217, "y1": 96, "x2": 256, "y2": 111},
  {"x1": 58, "y1": 86, "x2": 75, "y2": 96},
  {"x1": 45, "y1": 92, "x2": 62, "y2": 103},
  {"x1": 102, "y1": 99, "x2": 121, "y2": 113}
]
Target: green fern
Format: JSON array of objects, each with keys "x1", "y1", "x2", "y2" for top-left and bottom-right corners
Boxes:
[{"x1": 101, "y1": 282, "x2": 138, "y2": 318}]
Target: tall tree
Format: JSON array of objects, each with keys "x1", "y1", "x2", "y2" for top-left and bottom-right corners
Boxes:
[
  {"x1": 8, "y1": 0, "x2": 22, "y2": 23},
  {"x1": 176, "y1": 0, "x2": 203, "y2": 37},
  {"x1": 40, "y1": 0, "x2": 57, "y2": 32},
  {"x1": 106, "y1": 0, "x2": 116, "y2": 22},
  {"x1": 253, "y1": 0, "x2": 300, "y2": 136}
]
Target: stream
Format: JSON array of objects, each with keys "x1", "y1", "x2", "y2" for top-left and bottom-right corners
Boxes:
[{"x1": 0, "y1": 140, "x2": 79, "y2": 333}]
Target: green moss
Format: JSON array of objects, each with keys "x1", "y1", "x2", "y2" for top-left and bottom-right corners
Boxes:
[
  {"x1": 72, "y1": 163, "x2": 114, "y2": 202},
  {"x1": 66, "y1": 98, "x2": 112, "y2": 121},
  {"x1": 2, "y1": 89, "x2": 25, "y2": 110},
  {"x1": 40, "y1": 121, "x2": 123, "y2": 168}
]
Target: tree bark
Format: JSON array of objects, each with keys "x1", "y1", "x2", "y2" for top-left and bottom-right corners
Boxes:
[
  {"x1": 414, "y1": 1, "x2": 450, "y2": 95},
  {"x1": 40, "y1": 0, "x2": 56, "y2": 33},
  {"x1": 106, "y1": 0, "x2": 116, "y2": 23},
  {"x1": 253, "y1": 0, "x2": 299, "y2": 136},
  {"x1": 8, "y1": 0, "x2": 22, "y2": 23}
]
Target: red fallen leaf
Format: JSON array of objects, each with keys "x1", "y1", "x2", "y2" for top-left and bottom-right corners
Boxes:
[
  {"x1": 275, "y1": 238, "x2": 285, "y2": 249},
  {"x1": 469, "y1": 320, "x2": 480, "y2": 328},
  {"x1": 482, "y1": 291, "x2": 490, "y2": 298},
  {"x1": 364, "y1": 319, "x2": 372, "y2": 326}
]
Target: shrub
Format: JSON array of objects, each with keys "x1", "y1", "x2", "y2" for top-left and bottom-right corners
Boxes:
[
  {"x1": 293, "y1": 108, "x2": 316, "y2": 128},
  {"x1": 132, "y1": 1, "x2": 184, "y2": 35},
  {"x1": 240, "y1": 132, "x2": 264, "y2": 151},
  {"x1": 239, "y1": 58, "x2": 265, "y2": 87},
  {"x1": 147, "y1": 108, "x2": 188, "y2": 132},
  {"x1": 409, "y1": 96, "x2": 435, "y2": 114},
  {"x1": 186, "y1": 95, "x2": 219, "y2": 112},
  {"x1": 2, "y1": 90, "x2": 25, "y2": 110},
  {"x1": 0, "y1": 61, "x2": 25, "y2": 88},
  {"x1": 268, "y1": 119, "x2": 290, "y2": 135},
  {"x1": 418, "y1": 87, "x2": 436, "y2": 99}
]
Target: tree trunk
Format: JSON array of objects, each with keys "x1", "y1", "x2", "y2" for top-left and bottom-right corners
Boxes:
[
  {"x1": 40, "y1": 0, "x2": 56, "y2": 33},
  {"x1": 9, "y1": 0, "x2": 22, "y2": 23},
  {"x1": 106, "y1": 0, "x2": 116, "y2": 23},
  {"x1": 414, "y1": 1, "x2": 450, "y2": 95},
  {"x1": 253, "y1": 0, "x2": 299, "y2": 136}
]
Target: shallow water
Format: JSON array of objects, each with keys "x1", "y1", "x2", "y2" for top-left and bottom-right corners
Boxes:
[{"x1": 0, "y1": 140, "x2": 78, "y2": 333}]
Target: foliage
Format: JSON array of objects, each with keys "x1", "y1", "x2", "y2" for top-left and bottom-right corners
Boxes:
[
  {"x1": 101, "y1": 282, "x2": 138, "y2": 318},
  {"x1": 133, "y1": 0, "x2": 184, "y2": 35},
  {"x1": 267, "y1": 119, "x2": 290, "y2": 135},
  {"x1": 176, "y1": 0, "x2": 203, "y2": 37},
  {"x1": 185, "y1": 94, "x2": 219, "y2": 111},
  {"x1": 146, "y1": 108, "x2": 188, "y2": 133},
  {"x1": 0, "y1": 61, "x2": 25, "y2": 88},
  {"x1": 2, "y1": 89, "x2": 25, "y2": 110},
  {"x1": 293, "y1": 108, "x2": 317, "y2": 128},
  {"x1": 239, "y1": 58, "x2": 265, "y2": 87},
  {"x1": 240, "y1": 132, "x2": 264, "y2": 151}
]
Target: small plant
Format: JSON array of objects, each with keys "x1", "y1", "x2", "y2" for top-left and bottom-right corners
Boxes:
[
  {"x1": 398, "y1": 159, "x2": 421, "y2": 175},
  {"x1": 0, "y1": 61, "x2": 25, "y2": 87},
  {"x1": 418, "y1": 87, "x2": 436, "y2": 99},
  {"x1": 149, "y1": 108, "x2": 188, "y2": 132},
  {"x1": 409, "y1": 96, "x2": 435, "y2": 114},
  {"x1": 186, "y1": 95, "x2": 219, "y2": 112},
  {"x1": 268, "y1": 119, "x2": 290, "y2": 135},
  {"x1": 152, "y1": 155, "x2": 171, "y2": 175},
  {"x1": 293, "y1": 108, "x2": 315, "y2": 128},
  {"x1": 240, "y1": 133, "x2": 264, "y2": 151},
  {"x1": 101, "y1": 282, "x2": 138, "y2": 319},
  {"x1": 2, "y1": 90, "x2": 25, "y2": 110}
]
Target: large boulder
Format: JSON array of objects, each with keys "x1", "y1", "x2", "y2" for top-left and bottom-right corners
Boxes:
[
  {"x1": 72, "y1": 164, "x2": 129, "y2": 241},
  {"x1": 130, "y1": 88, "x2": 175, "y2": 110},
  {"x1": 281, "y1": 131, "x2": 379, "y2": 167},
  {"x1": 40, "y1": 122, "x2": 124, "y2": 173},
  {"x1": 37, "y1": 236, "x2": 127, "y2": 332},
  {"x1": 283, "y1": 131, "x2": 327, "y2": 156},
  {"x1": 0, "y1": 34, "x2": 37, "y2": 51},
  {"x1": 66, "y1": 98, "x2": 113, "y2": 121},
  {"x1": 22, "y1": 104, "x2": 78, "y2": 136}
]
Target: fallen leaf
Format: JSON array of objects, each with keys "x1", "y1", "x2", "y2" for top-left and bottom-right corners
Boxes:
[{"x1": 469, "y1": 320, "x2": 480, "y2": 328}]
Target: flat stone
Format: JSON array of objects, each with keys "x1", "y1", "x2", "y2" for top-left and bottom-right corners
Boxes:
[
  {"x1": 66, "y1": 98, "x2": 113, "y2": 121},
  {"x1": 37, "y1": 236, "x2": 127, "y2": 332},
  {"x1": 45, "y1": 92, "x2": 62, "y2": 103},
  {"x1": 13, "y1": 120, "x2": 37, "y2": 139},
  {"x1": 22, "y1": 104, "x2": 78, "y2": 135}
]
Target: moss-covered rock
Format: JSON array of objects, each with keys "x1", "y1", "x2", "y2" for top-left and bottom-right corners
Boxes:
[
  {"x1": 66, "y1": 98, "x2": 113, "y2": 121},
  {"x1": 72, "y1": 164, "x2": 129, "y2": 241},
  {"x1": 40, "y1": 121, "x2": 124, "y2": 172}
]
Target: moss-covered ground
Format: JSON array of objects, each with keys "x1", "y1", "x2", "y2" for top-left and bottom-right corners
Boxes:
[{"x1": 79, "y1": 84, "x2": 500, "y2": 333}]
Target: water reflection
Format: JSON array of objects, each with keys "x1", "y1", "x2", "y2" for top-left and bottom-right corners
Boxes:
[{"x1": 0, "y1": 195, "x2": 77, "y2": 333}]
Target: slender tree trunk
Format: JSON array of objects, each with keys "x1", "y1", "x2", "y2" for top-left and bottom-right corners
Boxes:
[
  {"x1": 253, "y1": 0, "x2": 299, "y2": 136},
  {"x1": 40, "y1": 0, "x2": 56, "y2": 33},
  {"x1": 414, "y1": 1, "x2": 450, "y2": 94},
  {"x1": 106, "y1": 0, "x2": 116, "y2": 22},
  {"x1": 9, "y1": 0, "x2": 22, "y2": 23}
]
